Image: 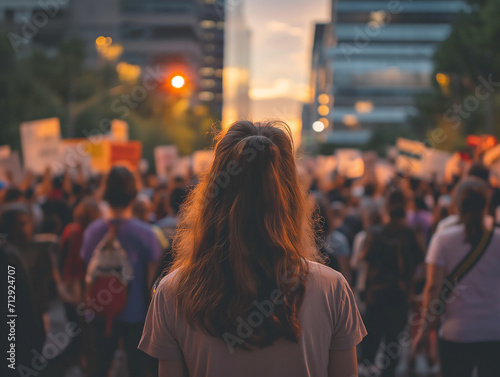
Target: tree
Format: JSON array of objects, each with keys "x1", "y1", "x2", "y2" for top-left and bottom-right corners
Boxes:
[
  {"x1": 0, "y1": 35, "x2": 215, "y2": 168},
  {"x1": 413, "y1": 0, "x2": 500, "y2": 140}
]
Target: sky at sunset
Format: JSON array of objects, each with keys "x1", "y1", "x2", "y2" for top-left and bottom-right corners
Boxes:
[{"x1": 243, "y1": 0, "x2": 330, "y2": 124}]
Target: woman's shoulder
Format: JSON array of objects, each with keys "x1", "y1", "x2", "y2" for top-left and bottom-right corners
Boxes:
[
  {"x1": 154, "y1": 269, "x2": 181, "y2": 298},
  {"x1": 307, "y1": 261, "x2": 347, "y2": 290}
]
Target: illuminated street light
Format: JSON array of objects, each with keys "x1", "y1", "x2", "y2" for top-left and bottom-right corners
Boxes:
[
  {"x1": 318, "y1": 105, "x2": 330, "y2": 116},
  {"x1": 171, "y1": 75, "x2": 186, "y2": 89},
  {"x1": 355, "y1": 101, "x2": 373, "y2": 114},
  {"x1": 343, "y1": 115, "x2": 358, "y2": 127},
  {"x1": 318, "y1": 94, "x2": 330, "y2": 105},
  {"x1": 312, "y1": 121, "x2": 325, "y2": 132},
  {"x1": 95, "y1": 36, "x2": 106, "y2": 46}
]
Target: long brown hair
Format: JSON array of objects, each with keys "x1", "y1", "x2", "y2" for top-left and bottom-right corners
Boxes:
[
  {"x1": 169, "y1": 121, "x2": 317, "y2": 349},
  {"x1": 456, "y1": 177, "x2": 490, "y2": 245}
]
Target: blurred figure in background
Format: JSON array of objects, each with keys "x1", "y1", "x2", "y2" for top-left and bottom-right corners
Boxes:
[
  {"x1": 81, "y1": 166, "x2": 161, "y2": 377},
  {"x1": 416, "y1": 178, "x2": 500, "y2": 377},
  {"x1": 350, "y1": 205, "x2": 383, "y2": 304},
  {"x1": 360, "y1": 189, "x2": 425, "y2": 377},
  {"x1": 57, "y1": 197, "x2": 102, "y2": 305},
  {"x1": 133, "y1": 194, "x2": 170, "y2": 251},
  {"x1": 313, "y1": 194, "x2": 340, "y2": 272},
  {"x1": 156, "y1": 187, "x2": 187, "y2": 238},
  {"x1": 327, "y1": 201, "x2": 352, "y2": 282}
]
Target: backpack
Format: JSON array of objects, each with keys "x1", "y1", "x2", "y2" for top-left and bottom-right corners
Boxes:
[
  {"x1": 365, "y1": 225, "x2": 417, "y2": 304},
  {"x1": 85, "y1": 221, "x2": 133, "y2": 336}
]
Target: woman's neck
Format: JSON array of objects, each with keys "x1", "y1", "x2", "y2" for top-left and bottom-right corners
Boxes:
[{"x1": 110, "y1": 206, "x2": 132, "y2": 219}]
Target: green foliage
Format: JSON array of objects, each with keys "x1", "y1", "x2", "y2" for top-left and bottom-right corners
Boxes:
[
  {"x1": 0, "y1": 35, "x2": 215, "y2": 168},
  {"x1": 414, "y1": 0, "x2": 500, "y2": 138}
]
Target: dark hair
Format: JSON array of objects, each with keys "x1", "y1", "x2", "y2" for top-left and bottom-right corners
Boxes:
[
  {"x1": 25, "y1": 187, "x2": 35, "y2": 200},
  {"x1": 456, "y1": 177, "x2": 490, "y2": 245},
  {"x1": 103, "y1": 166, "x2": 138, "y2": 208},
  {"x1": 386, "y1": 189, "x2": 406, "y2": 219},
  {"x1": 364, "y1": 183, "x2": 376, "y2": 198},
  {"x1": 0, "y1": 204, "x2": 31, "y2": 243},
  {"x1": 170, "y1": 121, "x2": 317, "y2": 350},
  {"x1": 170, "y1": 188, "x2": 187, "y2": 215},
  {"x1": 4, "y1": 188, "x2": 24, "y2": 203},
  {"x1": 468, "y1": 163, "x2": 490, "y2": 183},
  {"x1": 415, "y1": 196, "x2": 428, "y2": 211},
  {"x1": 313, "y1": 194, "x2": 331, "y2": 245},
  {"x1": 74, "y1": 197, "x2": 102, "y2": 229},
  {"x1": 366, "y1": 206, "x2": 383, "y2": 226}
]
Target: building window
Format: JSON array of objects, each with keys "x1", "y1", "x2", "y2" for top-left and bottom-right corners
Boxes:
[
  {"x1": 215, "y1": 69, "x2": 223, "y2": 78},
  {"x1": 201, "y1": 20, "x2": 215, "y2": 29},
  {"x1": 201, "y1": 79, "x2": 216, "y2": 88},
  {"x1": 199, "y1": 91, "x2": 215, "y2": 101},
  {"x1": 4, "y1": 9, "x2": 14, "y2": 22},
  {"x1": 200, "y1": 67, "x2": 215, "y2": 76}
]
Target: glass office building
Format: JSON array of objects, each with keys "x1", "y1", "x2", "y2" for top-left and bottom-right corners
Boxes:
[{"x1": 305, "y1": 0, "x2": 468, "y2": 144}]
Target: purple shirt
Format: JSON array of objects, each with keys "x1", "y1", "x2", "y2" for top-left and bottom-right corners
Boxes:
[{"x1": 81, "y1": 218, "x2": 161, "y2": 323}]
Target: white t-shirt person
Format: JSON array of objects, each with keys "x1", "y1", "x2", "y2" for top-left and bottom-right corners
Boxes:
[{"x1": 425, "y1": 224, "x2": 500, "y2": 342}]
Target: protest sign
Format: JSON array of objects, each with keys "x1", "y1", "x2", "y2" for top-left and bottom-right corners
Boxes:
[
  {"x1": 110, "y1": 119, "x2": 129, "y2": 141},
  {"x1": 193, "y1": 150, "x2": 214, "y2": 176},
  {"x1": 0, "y1": 151, "x2": 23, "y2": 185},
  {"x1": 154, "y1": 146, "x2": 179, "y2": 178},
  {"x1": 110, "y1": 141, "x2": 142, "y2": 171},
  {"x1": 0, "y1": 145, "x2": 11, "y2": 160},
  {"x1": 315, "y1": 155, "x2": 337, "y2": 178},
  {"x1": 396, "y1": 138, "x2": 426, "y2": 177},
  {"x1": 483, "y1": 144, "x2": 500, "y2": 167},
  {"x1": 421, "y1": 149, "x2": 451, "y2": 183},
  {"x1": 20, "y1": 118, "x2": 61, "y2": 175},
  {"x1": 336, "y1": 149, "x2": 364, "y2": 179},
  {"x1": 375, "y1": 163, "x2": 395, "y2": 186},
  {"x1": 172, "y1": 157, "x2": 191, "y2": 178}
]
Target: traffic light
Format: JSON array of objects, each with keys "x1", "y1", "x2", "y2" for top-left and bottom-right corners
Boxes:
[{"x1": 171, "y1": 75, "x2": 185, "y2": 89}]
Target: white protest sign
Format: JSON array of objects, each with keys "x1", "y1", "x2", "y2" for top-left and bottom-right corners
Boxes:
[
  {"x1": 421, "y1": 149, "x2": 451, "y2": 183},
  {"x1": 336, "y1": 149, "x2": 364, "y2": 179},
  {"x1": 110, "y1": 119, "x2": 129, "y2": 141},
  {"x1": 172, "y1": 157, "x2": 191, "y2": 178},
  {"x1": 20, "y1": 118, "x2": 61, "y2": 175},
  {"x1": 0, "y1": 151, "x2": 23, "y2": 185},
  {"x1": 396, "y1": 138, "x2": 426, "y2": 177},
  {"x1": 483, "y1": 144, "x2": 500, "y2": 167},
  {"x1": 0, "y1": 145, "x2": 11, "y2": 160},
  {"x1": 154, "y1": 146, "x2": 179, "y2": 178},
  {"x1": 55, "y1": 142, "x2": 92, "y2": 179},
  {"x1": 375, "y1": 162, "x2": 395, "y2": 186},
  {"x1": 193, "y1": 150, "x2": 214, "y2": 176},
  {"x1": 315, "y1": 155, "x2": 337, "y2": 178}
]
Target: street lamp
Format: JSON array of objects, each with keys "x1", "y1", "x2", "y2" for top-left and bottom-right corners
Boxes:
[{"x1": 171, "y1": 75, "x2": 186, "y2": 89}]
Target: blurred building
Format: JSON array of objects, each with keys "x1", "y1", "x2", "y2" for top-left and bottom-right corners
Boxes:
[
  {"x1": 0, "y1": 0, "x2": 71, "y2": 54},
  {"x1": 222, "y1": 0, "x2": 251, "y2": 126},
  {"x1": 304, "y1": 0, "x2": 468, "y2": 146},
  {"x1": 1, "y1": 0, "x2": 225, "y2": 119},
  {"x1": 70, "y1": 0, "x2": 225, "y2": 119}
]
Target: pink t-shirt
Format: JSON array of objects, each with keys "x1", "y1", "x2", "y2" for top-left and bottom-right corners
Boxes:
[
  {"x1": 426, "y1": 224, "x2": 500, "y2": 342},
  {"x1": 138, "y1": 262, "x2": 367, "y2": 377}
]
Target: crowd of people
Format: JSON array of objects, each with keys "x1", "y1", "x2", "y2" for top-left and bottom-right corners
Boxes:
[{"x1": 1, "y1": 120, "x2": 500, "y2": 377}]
